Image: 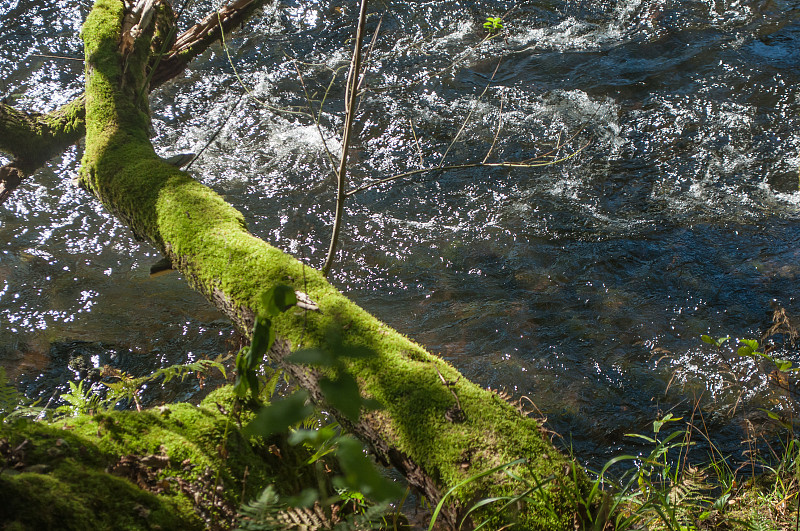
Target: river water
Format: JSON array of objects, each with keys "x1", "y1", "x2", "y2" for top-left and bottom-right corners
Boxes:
[{"x1": 1, "y1": 0, "x2": 800, "y2": 466}]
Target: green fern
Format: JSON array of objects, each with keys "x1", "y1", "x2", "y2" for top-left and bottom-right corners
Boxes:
[
  {"x1": 747, "y1": 512, "x2": 778, "y2": 531},
  {"x1": 236, "y1": 485, "x2": 286, "y2": 530},
  {"x1": 668, "y1": 465, "x2": 711, "y2": 508},
  {"x1": 151, "y1": 356, "x2": 227, "y2": 384},
  {"x1": 236, "y1": 485, "x2": 390, "y2": 531},
  {"x1": 58, "y1": 380, "x2": 104, "y2": 416},
  {"x1": 103, "y1": 355, "x2": 227, "y2": 409},
  {"x1": 235, "y1": 485, "x2": 332, "y2": 530}
]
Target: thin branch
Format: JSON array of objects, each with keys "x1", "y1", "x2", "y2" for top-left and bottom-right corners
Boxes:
[
  {"x1": 29, "y1": 54, "x2": 83, "y2": 61},
  {"x1": 217, "y1": 11, "x2": 312, "y2": 117},
  {"x1": 292, "y1": 60, "x2": 342, "y2": 174},
  {"x1": 409, "y1": 118, "x2": 424, "y2": 167},
  {"x1": 0, "y1": 0, "x2": 271, "y2": 202},
  {"x1": 321, "y1": 0, "x2": 369, "y2": 277},
  {"x1": 136, "y1": 0, "x2": 197, "y2": 105},
  {"x1": 438, "y1": 59, "x2": 502, "y2": 168},
  {"x1": 149, "y1": 0, "x2": 270, "y2": 88},
  {"x1": 345, "y1": 140, "x2": 590, "y2": 198},
  {"x1": 353, "y1": 13, "x2": 383, "y2": 116},
  {"x1": 482, "y1": 90, "x2": 505, "y2": 163},
  {"x1": 184, "y1": 92, "x2": 244, "y2": 170}
]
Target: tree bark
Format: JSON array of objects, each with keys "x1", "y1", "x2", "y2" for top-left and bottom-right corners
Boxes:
[{"x1": 25, "y1": 0, "x2": 593, "y2": 528}]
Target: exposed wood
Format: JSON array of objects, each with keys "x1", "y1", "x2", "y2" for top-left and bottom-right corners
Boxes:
[
  {"x1": 0, "y1": 164, "x2": 24, "y2": 204},
  {"x1": 149, "y1": 0, "x2": 264, "y2": 88}
]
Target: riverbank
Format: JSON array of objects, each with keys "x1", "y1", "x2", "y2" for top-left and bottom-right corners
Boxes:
[{"x1": 2, "y1": 370, "x2": 798, "y2": 530}]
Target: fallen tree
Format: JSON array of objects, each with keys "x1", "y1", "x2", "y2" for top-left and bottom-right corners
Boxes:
[{"x1": 1, "y1": 0, "x2": 591, "y2": 528}]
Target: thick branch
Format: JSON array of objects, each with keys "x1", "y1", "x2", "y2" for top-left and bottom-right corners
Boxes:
[
  {"x1": 0, "y1": 0, "x2": 269, "y2": 200},
  {"x1": 0, "y1": 97, "x2": 85, "y2": 165},
  {"x1": 150, "y1": 0, "x2": 266, "y2": 88},
  {"x1": 77, "y1": 1, "x2": 589, "y2": 529}
]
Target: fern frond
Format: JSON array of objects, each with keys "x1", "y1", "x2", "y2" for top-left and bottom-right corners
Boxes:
[
  {"x1": 152, "y1": 357, "x2": 227, "y2": 384},
  {"x1": 748, "y1": 511, "x2": 778, "y2": 531},
  {"x1": 668, "y1": 465, "x2": 710, "y2": 507},
  {"x1": 236, "y1": 485, "x2": 389, "y2": 531}
]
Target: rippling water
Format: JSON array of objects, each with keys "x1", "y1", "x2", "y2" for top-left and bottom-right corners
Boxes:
[{"x1": 2, "y1": 0, "x2": 800, "y2": 464}]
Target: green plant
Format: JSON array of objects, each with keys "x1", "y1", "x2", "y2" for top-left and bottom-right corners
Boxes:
[
  {"x1": 236, "y1": 326, "x2": 403, "y2": 529},
  {"x1": 425, "y1": 457, "x2": 541, "y2": 530},
  {"x1": 103, "y1": 356, "x2": 227, "y2": 411},
  {"x1": 234, "y1": 285, "x2": 297, "y2": 398},
  {"x1": 0, "y1": 367, "x2": 22, "y2": 421},
  {"x1": 0, "y1": 367, "x2": 42, "y2": 422},
  {"x1": 58, "y1": 379, "x2": 104, "y2": 417},
  {"x1": 483, "y1": 16, "x2": 503, "y2": 34},
  {"x1": 736, "y1": 337, "x2": 798, "y2": 375},
  {"x1": 236, "y1": 484, "x2": 393, "y2": 530}
]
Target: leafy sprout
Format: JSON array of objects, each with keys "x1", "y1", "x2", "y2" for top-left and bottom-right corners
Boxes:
[{"x1": 483, "y1": 16, "x2": 503, "y2": 34}]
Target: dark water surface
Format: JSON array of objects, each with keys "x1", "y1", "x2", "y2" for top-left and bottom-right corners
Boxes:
[{"x1": 2, "y1": 0, "x2": 800, "y2": 465}]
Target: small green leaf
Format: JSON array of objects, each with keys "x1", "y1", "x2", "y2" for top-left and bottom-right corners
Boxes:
[
  {"x1": 246, "y1": 371, "x2": 260, "y2": 397},
  {"x1": 702, "y1": 335, "x2": 730, "y2": 347},
  {"x1": 261, "y1": 285, "x2": 297, "y2": 317},
  {"x1": 740, "y1": 338, "x2": 759, "y2": 350},
  {"x1": 249, "y1": 317, "x2": 274, "y2": 361},
  {"x1": 483, "y1": 16, "x2": 503, "y2": 32},
  {"x1": 625, "y1": 433, "x2": 656, "y2": 444},
  {"x1": 236, "y1": 347, "x2": 250, "y2": 371},
  {"x1": 335, "y1": 437, "x2": 404, "y2": 502},
  {"x1": 244, "y1": 390, "x2": 313, "y2": 437},
  {"x1": 234, "y1": 348, "x2": 253, "y2": 397},
  {"x1": 652, "y1": 414, "x2": 681, "y2": 434},
  {"x1": 320, "y1": 373, "x2": 362, "y2": 423},
  {"x1": 737, "y1": 345, "x2": 755, "y2": 357},
  {"x1": 288, "y1": 427, "x2": 337, "y2": 447},
  {"x1": 775, "y1": 359, "x2": 792, "y2": 372}
]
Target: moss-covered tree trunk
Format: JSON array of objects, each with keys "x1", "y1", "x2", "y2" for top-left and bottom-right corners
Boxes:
[{"x1": 13, "y1": 0, "x2": 592, "y2": 528}]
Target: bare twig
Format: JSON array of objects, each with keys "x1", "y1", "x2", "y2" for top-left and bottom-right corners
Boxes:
[
  {"x1": 321, "y1": 0, "x2": 370, "y2": 277},
  {"x1": 409, "y1": 118, "x2": 424, "y2": 167},
  {"x1": 184, "y1": 92, "x2": 244, "y2": 171},
  {"x1": 217, "y1": 11, "x2": 312, "y2": 117},
  {"x1": 29, "y1": 54, "x2": 83, "y2": 61},
  {"x1": 292, "y1": 60, "x2": 342, "y2": 174},
  {"x1": 345, "y1": 139, "x2": 590, "y2": 197},
  {"x1": 438, "y1": 59, "x2": 502, "y2": 168},
  {"x1": 482, "y1": 90, "x2": 505, "y2": 163}
]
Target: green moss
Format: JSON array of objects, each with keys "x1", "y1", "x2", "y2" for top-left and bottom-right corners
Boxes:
[
  {"x1": 0, "y1": 386, "x2": 328, "y2": 530},
  {"x1": 0, "y1": 469, "x2": 192, "y2": 531},
  {"x1": 0, "y1": 420, "x2": 201, "y2": 530}
]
